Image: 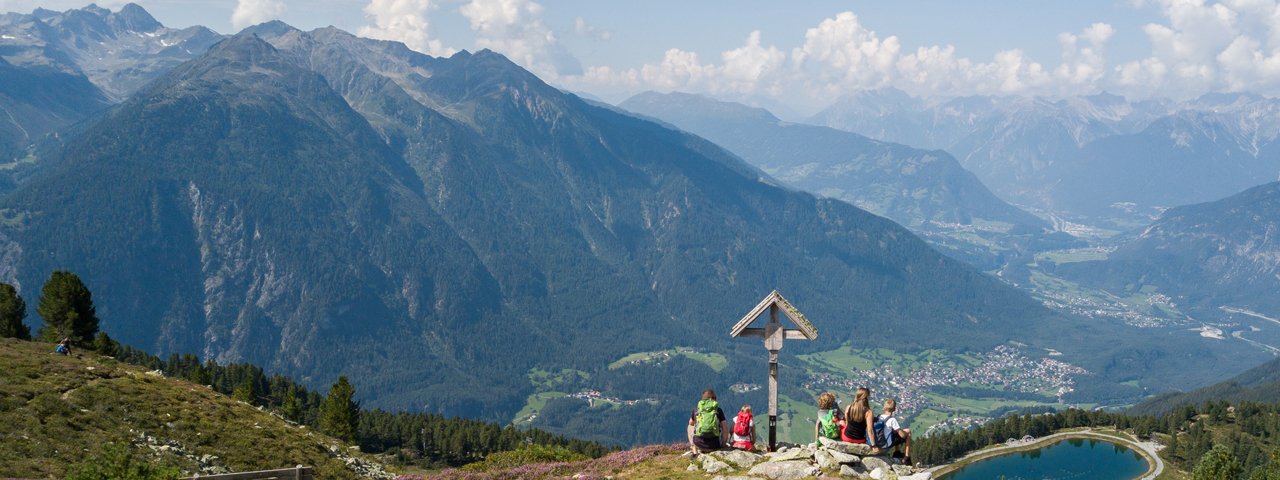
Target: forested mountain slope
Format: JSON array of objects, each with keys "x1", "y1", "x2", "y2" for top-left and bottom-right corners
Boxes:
[{"x1": 0, "y1": 7, "x2": 1259, "y2": 445}]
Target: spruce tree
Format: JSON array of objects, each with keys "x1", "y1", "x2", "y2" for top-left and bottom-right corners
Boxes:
[
  {"x1": 318, "y1": 376, "x2": 359, "y2": 442},
  {"x1": 36, "y1": 270, "x2": 99, "y2": 344},
  {"x1": 0, "y1": 282, "x2": 29, "y2": 340}
]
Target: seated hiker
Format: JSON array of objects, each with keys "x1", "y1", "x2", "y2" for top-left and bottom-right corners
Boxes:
[
  {"x1": 815, "y1": 391, "x2": 844, "y2": 441},
  {"x1": 841, "y1": 387, "x2": 881, "y2": 454},
  {"x1": 687, "y1": 388, "x2": 727, "y2": 456},
  {"x1": 880, "y1": 398, "x2": 912, "y2": 465},
  {"x1": 53, "y1": 338, "x2": 70, "y2": 356},
  {"x1": 730, "y1": 405, "x2": 756, "y2": 451}
]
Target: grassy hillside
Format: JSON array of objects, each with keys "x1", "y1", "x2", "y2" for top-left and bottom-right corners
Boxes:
[{"x1": 0, "y1": 337, "x2": 393, "y2": 479}]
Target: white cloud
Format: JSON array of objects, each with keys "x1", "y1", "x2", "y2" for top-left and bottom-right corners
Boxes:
[
  {"x1": 574, "y1": 16, "x2": 611, "y2": 41},
  {"x1": 231, "y1": 0, "x2": 285, "y2": 31},
  {"x1": 563, "y1": 10, "x2": 1073, "y2": 107},
  {"x1": 459, "y1": 0, "x2": 582, "y2": 77},
  {"x1": 359, "y1": 0, "x2": 454, "y2": 57}
]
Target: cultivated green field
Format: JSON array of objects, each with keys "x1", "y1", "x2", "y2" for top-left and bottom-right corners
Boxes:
[{"x1": 607, "y1": 347, "x2": 727, "y2": 372}]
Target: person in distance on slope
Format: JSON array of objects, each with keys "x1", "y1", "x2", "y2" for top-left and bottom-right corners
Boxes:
[
  {"x1": 815, "y1": 391, "x2": 844, "y2": 442},
  {"x1": 842, "y1": 387, "x2": 881, "y2": 454},
  {"x1": 879, "y1": 398, "x2": 912, "y2": 465},
  {"x1": 688, "y1": 388, "x2": 727, "y2": 456},
  {"x1": 730, "y1": 404, "x2": 757, "y2": 451},
  {"x1": 53, "y1": 337, "x2": 71, "y2": 356}
]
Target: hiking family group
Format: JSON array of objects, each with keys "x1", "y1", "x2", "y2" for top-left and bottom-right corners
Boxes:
[{"x1": 687, "y1": 387, "x2": 912, "y2": 465}]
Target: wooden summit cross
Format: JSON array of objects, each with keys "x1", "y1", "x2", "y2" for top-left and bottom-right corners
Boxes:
[{"x1": 730, "y1": 290, "x2": 817, "y2": 452}]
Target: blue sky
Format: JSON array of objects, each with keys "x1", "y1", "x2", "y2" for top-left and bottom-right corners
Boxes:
[{"x1": 5, "y1": 1, "x2": 1277, "y2": 113}]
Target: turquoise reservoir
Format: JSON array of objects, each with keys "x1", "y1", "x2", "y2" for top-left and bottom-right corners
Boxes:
[{"x1": 942, "y1": 437, "x2": 1149, "y2": 480}]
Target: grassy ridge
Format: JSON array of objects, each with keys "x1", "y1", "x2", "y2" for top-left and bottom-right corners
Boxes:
[{"x1": 0, "y1": 338, "x2": 382, "y2": 479}]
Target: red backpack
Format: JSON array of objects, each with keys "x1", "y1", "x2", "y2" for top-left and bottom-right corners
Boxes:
[{"x1": 733, "y1": 411, "x2": 752, "y2": 436}]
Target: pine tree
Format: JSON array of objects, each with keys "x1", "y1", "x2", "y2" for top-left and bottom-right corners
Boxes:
[
  {"x1": 94, "y1": 331, "x2": 118, "y2": 357},
  {"x1": 318, "y1": 376, "x2": 359, "y2": 442},
  {"x1": 36, "y1": 271, "x2": 99, "y2": 344},
  {"x1": 233, "y1": 377, "x2": 258, "y2": 405},
  {"x1": 0, "y1": 282, "x2": 29, "y2": 340},
  {"x1": 1195, "y1": 444, "x2": 1244, "y2": 480},
  {"x1": 280, "y1": 388, "x2": 302, "y2": 423}
]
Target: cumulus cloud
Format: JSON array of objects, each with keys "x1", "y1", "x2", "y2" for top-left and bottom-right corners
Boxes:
[
  {"x1": 459, "y1": 0, "x2": 582, "y2": 77},
  {"x1": 359, "y1": 0, "x2": 454, "y2": 57},
  {"x1": 574, "y1": 16, "x2": 611, "y2": 41},
  {"x1": 231, "y1": 0, "x2": 285, "y2": 31},
  {"x1": 562, "y1": 10, "x2": 1074, "y2": 106}
]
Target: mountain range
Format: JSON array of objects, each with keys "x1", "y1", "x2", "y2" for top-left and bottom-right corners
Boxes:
[
  {"x1": 810, "y1": 88, "x2": 1280, "y2": 227},
  {"x1": 1056, "y1": 181, "x2": 1280, "y2": 322},
  {"x1": 0, "y1": 6, "x2": 1102, "y2": 442},
  {"x1": 618, "y1": 91, "x2": 1075, "y2": 268},
  {"x1": 0, "y1": 4, "x2": 1274, "y2": 445},
  {"x1": 0, "y1": 4, "x2": 218, "y2": 160}
]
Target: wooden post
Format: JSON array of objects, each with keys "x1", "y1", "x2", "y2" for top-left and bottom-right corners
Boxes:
[{"x1": 729, "y1": 291, "x2": 817, "y2": 453}]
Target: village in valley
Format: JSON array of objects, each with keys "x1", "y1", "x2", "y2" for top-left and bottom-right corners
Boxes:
[{"x1": 801, "y1": 345, "x2": 1089, "y2": 436}]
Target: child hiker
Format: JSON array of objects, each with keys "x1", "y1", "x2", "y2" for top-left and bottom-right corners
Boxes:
[
  {"x1": 730, "y1": 405, "x2": 756, "y2": 451},
  {"x1": 879, "y1": 398, "x2": 912, "y2": 465}
]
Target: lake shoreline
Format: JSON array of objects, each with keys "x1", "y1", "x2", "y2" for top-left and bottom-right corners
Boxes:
[{"x1": 926, "y1": 428, "x2": 1163, "y2": 479}]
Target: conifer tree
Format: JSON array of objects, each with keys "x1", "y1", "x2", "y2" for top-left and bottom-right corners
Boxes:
[
  {"x1": 280, "y1": 388, "x2": 302, "y2": 423},
  {"x1": 93, "y1": 331, "x2": 118, "y2": 357},
  {"x1": 1195, "y1": 444, "x2": 1244, "y2": 480},
  {"x1": 233, "y1": 377, "x2": 258, "y2": 405},
  {"x1": 319, "y1": 376, "x2": 358, "y2": 442},
  {"x1": 0, "y1": 282, "x2": 29, "y2": 340},
  {"x1": 36, "y1": 270, "x2": 98, "y2": 344}
]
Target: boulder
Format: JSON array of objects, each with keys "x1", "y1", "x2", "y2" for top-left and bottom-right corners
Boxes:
[
  {"x1": 839, "y1": 464, "x2": 865, "y2": 478},
  {"x1": 891, "y1": 464, "x2": 912, "y2": 475},
  {"x1": 713, "y1": 476, "x2": 764, "y2": 480},
  {"x1": 766, "y1": 448, "x2": 813, "y2": 462},
  {"x1": 815, "y1": 449, "x2": 838, "y2": 470},
  {"x1": 826, "y1": 449, "x2": 860, "y2": 465},
  {"x1": 819, "y1": 438, "x2": 875, "y2": 456},
  {"x1": 899, "y1": 473, "x2": 932, "y2": 480},
  {"x1": 868, "y1": 466, "x2": 892, "y2": 480},
  {"x1": 861, "y1": 456, "x2": 891, "y2": 472},
  {"x1": 749, "y1": 461, "x2": 820, "y2": 480},
  {"x1": 702, "y1": 456, "x2": 733, "y2": 474},
  {"x1": 710, "y1": 449, "x2": 762, "y2": 469}
]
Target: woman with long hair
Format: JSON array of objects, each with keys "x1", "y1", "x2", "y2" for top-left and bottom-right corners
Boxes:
[{"x1": 841, "y1": 387, "x2": 880, "y2": 453}]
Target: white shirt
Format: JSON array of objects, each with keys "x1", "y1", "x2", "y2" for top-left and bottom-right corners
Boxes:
[{"x1": 879, "y1": 413, "x2": 901, "y2": 432}]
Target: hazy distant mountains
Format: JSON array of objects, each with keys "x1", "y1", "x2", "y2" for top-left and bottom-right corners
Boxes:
[
  {"x1": 619, "y1": 91, "x2": 1070, "y2": 267},
  {"x1": 1058, "y1": 181, "x2": 1280, "y2": 317},
  {"x1": 0, "y1": 4, "x2": 219, "y2": 158},
  {"x1": 811, "y1": 88, "x2": 1280, "y2": 225},
  {"x1": 620, "y1": 92, "x2": 1047, "y2": 231}
]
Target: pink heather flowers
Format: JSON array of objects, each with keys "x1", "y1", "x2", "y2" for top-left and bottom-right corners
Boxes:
[{"x1": 399, "y1": 444, "x2": 683, "y2": 480}]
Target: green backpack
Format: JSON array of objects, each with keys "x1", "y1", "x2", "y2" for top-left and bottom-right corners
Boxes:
[
  {"x1": 695, "y1": 399, "x2": 720, "y2": 437},
  {"x1": 818, "y1": 409, "x2": 840, "y2": 439}
]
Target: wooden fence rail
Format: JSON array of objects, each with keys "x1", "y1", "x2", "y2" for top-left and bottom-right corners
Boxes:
[{"x1": 183, "y1": 466, "x2": 312, "y2": 480}]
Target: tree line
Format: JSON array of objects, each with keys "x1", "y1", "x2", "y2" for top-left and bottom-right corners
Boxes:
[
  {"x1": 0, "y1": 270, "x2": 612, "y2": 469},
  {"x1": 915, "y1": 401, "x2": 1280, "y2": 479}
]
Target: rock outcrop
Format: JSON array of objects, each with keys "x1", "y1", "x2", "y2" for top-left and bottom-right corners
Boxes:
[{"x1": 694, "y1": 440, "x2": 929, "y2": 479}]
